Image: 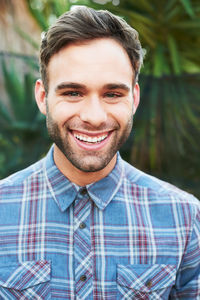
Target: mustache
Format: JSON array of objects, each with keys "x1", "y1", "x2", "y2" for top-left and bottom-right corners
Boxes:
[{"x1": 65, "y1": 120, "x2": 120, "y2": 132}]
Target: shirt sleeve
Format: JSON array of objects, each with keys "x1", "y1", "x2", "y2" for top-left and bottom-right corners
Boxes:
[{"x1": 170, "y1": 203, "x2": 200, "y2": 299}]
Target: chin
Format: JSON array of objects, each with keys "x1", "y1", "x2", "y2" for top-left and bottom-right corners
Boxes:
[
  {"x1": 72, "y1": 160, "x2": 108, "y2": 173},
  {"x1": 68, "y1": 155, "x2": 114, "y2": 173}
]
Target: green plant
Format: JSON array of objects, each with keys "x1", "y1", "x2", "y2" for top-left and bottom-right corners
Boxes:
[{"x1": 0, "y1": 58, "x2": 51, "y2": 178}]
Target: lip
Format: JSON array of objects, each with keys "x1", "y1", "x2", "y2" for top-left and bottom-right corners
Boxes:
[
  {"x1": 70, "y1": 130, "x2": 113, "y2": 151},
  {"x1": 71, "y1": 130, "x2": 110, "y2": 137}
]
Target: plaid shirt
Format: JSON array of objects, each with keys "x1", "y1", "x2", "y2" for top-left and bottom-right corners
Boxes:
[{"x1": 0, "y1": 146, "x2": 199, "y2": 300}]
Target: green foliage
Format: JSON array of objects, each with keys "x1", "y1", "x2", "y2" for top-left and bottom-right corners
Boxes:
[
  {"x1": 27, "y1": 0, "x2": 71, "y2": 30},
  {"x1": 0, "y1": 58, "x2": 51, "y2": 178},
  {"x1": 128, "y1": 74, "x2": 200, "y2": 168},
  {"x1": 91, "y1": 0, "x2": 200, "y2": 76}
]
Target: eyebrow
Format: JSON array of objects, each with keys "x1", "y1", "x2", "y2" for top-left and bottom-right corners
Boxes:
[
  {"x1": 103, "y1": 83, "x2": 130, "y2": 92},
  {"x1": 55, "y1": 82, "x2": 86, "y2": 93},
  {"x1": 55, "y1": 82, "x2": 130, "y2": 93}
]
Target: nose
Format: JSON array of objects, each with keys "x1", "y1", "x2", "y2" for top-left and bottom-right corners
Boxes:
[{"x1": 80, "y1": 96, "x2": 107, "y2": 127}]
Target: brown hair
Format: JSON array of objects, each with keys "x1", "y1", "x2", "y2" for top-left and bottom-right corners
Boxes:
[{"x1": 40, "y1": 6, "x2": 145, "y2": 93}]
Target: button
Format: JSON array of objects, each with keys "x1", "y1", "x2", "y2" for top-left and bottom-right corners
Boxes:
[
  {"x1": 79, "y1": 222, "x2": 86, "y2": 229},
  {"x1": 146, "y1": 280, "x2": 153, "y2": 288},
  {"x1": 80, "y1": 275, "x2": 87, "y2": 281},
  {"x1": 80, "y1": 187, "x2": 87, "y2": 195}
]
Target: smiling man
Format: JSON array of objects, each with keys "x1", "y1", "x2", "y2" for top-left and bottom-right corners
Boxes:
[
  {"x1": 36, "y1": 37, "x2": 139, "y2": 186},
  {"x1": 0, "y1": 6, "x2": 199, "y2": 300}
]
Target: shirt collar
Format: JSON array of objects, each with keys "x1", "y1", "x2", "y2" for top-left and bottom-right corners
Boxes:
[
  {"x1": 86, "y1": 154, "x2": 124, "y2": 210},
  {"x1": 43, "y1": 145, "x2": 124, "y2": 212}
]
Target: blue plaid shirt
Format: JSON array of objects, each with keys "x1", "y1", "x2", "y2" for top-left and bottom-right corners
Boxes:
[{"x1": 0, "y1": 146, "x2": 199, "y2": 299}]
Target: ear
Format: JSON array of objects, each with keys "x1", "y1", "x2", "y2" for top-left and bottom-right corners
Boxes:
[
  {"x1": 35, "y1": 79, "x2": 47, "y2": 115},
  {"x1": 133, "y1": 82, "x2": 140, "y2": 115}
]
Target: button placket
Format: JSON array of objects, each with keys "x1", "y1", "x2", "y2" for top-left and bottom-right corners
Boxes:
[{"x1": 74, "y1": 192, "x2": 92, "y2": 298}]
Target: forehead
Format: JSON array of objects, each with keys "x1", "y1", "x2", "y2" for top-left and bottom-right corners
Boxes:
[{"x1": 47, "y1": 38, "x2": 134, "y2": 87}]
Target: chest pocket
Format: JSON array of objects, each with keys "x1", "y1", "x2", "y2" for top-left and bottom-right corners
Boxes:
[
  {"x1": 117, "y1": 264, "x2": 176, "y2": 300},
  {"x1": 0, "y1": 260, "x2": 51, "y2": 299}
]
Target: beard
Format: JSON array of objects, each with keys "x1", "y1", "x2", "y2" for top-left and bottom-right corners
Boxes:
[{"x1": 46, "y1": 109, "x2": 133, "y2": 173}]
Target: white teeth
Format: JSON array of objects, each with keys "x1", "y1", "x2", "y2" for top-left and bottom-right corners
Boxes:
[{"x1": 74, "y1": 133, "x2": 108, "y2": 143}]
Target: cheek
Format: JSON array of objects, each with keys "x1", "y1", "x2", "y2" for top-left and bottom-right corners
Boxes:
[
  {"x1": 109, "y1": 102, "x2": 133, "y2": 124},
  {"x1": 49, "y1": 102, "x2": 78, "y2": 124}
]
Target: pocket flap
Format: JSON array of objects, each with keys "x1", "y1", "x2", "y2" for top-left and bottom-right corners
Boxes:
[
  {"x1": 117, "y1": 264, "x2": 176, "y2": 293},
  {"x1": 0, "y1": 260, "x2": 51, "y2": 290}
]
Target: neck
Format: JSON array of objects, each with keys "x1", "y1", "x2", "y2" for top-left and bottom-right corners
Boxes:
[{"x1": 53, "y1": 145, "x2": 117, "y2": 186}]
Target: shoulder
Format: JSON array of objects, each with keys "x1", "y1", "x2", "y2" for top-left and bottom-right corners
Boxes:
[
  {"x1": 122, "y1": 159, "x2": 200, "y2": 211},
  {"x1": 0, "y1": 158, "x2": 45, "y2": 192}
]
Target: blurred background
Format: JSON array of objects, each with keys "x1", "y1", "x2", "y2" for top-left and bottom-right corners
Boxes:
[{"x1": 0, "y1": 0, "x2": 200, "y2": 198}]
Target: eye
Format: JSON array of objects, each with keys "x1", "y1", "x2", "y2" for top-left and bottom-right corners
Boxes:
[
  {"x1": 105, "y1": 92, "x2": 123, "y2": 98},
  {"x1": 62, "y1": 91, "x2": 81, "y2": 97}
]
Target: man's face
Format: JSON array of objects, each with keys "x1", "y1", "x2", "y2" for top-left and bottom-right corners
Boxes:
[{"x1": 36, "y1": 38, "x2": 140, "y2": 173}]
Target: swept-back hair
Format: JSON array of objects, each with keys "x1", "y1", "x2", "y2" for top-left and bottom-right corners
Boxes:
[{"x1": 40, "y1": 6, "x2": 145, "y2": 92}]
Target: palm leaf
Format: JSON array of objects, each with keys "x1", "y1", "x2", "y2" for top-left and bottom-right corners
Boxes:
[{"x1": 179, "y1": 0, "x2": 195, "y2": 18}]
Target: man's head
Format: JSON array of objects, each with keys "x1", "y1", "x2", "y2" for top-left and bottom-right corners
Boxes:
[
  {"x1": 40, "y1": 6, "x2": 144, "y2": 93},
  {"x1": 35, "y1": 7, "x2": 143, "y2": 184}
]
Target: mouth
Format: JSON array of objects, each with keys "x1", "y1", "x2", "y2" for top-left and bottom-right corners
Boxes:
[
  {"x1": 70, "y1": 130, "x2": 112, "y2": 150},
  {"x1": 73, "y1": 132, "x2": 108, "y2": 144}
]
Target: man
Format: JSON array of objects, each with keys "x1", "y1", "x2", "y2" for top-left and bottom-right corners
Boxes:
[{"x1": 0, "y1": 6, "x2": 199, "y2": 300}]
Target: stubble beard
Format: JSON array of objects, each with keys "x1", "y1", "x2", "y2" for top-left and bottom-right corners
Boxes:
[{"x1": 46, "y1": 112, "x2": 133, "y2": 173}]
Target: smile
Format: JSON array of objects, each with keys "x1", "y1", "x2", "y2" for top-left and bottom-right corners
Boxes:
[{"x1": 73, "y1": 132, "x2": 108, "y2": 144}]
